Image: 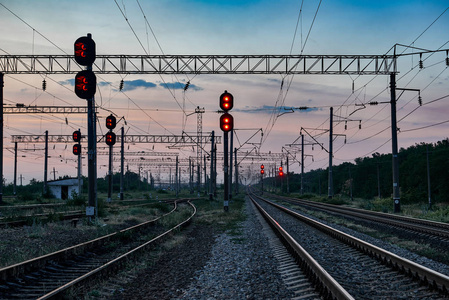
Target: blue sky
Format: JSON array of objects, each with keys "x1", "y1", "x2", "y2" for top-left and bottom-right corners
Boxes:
[{"x1": 0, "y1": 0, "x2": 448, "y2": 185}]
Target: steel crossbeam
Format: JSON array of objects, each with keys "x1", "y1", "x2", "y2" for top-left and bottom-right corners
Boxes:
[
  {"x1": 0, "y1": 54, "x2": 397, "y2": 75},
  {"x1": 4, "y1": 106, "x2": 92, "y2": 114}
]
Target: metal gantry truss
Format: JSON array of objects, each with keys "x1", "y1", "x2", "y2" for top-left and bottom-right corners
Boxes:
[
  {"x1": 11, "y1": 133, "x2": 221, "y2": 144},
  {"x1": 0, "y1": 54, "x2": 397, "y2": 75},
  {"x1": 4, "y1": 105, "x2": 95, "y2": 114}
]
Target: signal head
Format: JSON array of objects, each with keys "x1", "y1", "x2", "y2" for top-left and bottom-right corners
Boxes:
[
  {"x1": 75, "y1": 70, "x2": 96, "y2": 99},
  {"x1": 220, "y1": 113, "x2": 234, "y2": 132},
  {"x1": 106, "y1": 114, "x2": 117, "y2": 130},
  {"x1": 219, "y1": 90, "x2": 234, "y2": 112},
  {"x1": 105, "y1": 132, "x2": 116, "y2": 146},
  {"x1": 261, "y1": 164, "x2": 264, "y2": 170},
  {"x1": 74, "y1": 36, "x2": 96, "y2": 66},
  {"x1": 261, "y1": 169, "x2": 264, "y2": 175},
  {"x1": 73, "y1": 144, "x2": 82, "y2": 155},
  {"x1": 72, "y1": 130, "x2": 81, "y2": 142}
]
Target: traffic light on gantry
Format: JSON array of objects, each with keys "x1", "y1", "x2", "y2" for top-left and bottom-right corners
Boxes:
[
  {"x1": 106, "y1": 115, "x2": 117, "y2": 130},
  {"x1": 74, "y1": 36, "x2": 96, "y2": 66},
  {"x1": 75, "y1": 70, "x2": 96, "y2": 100},
  {"x1": 220, "y1": 113, "x2": 234, "y2": 132},
  {"x1": 105, "y1": 132, "x2": 116, "y2": 146},
  {"x1": 219, "y1": 90, "x2": 234, "y2": 112},
  {"x1": 260, "y1": 164, "x2": 264, "y2": 175},
  {"x1": 279, "y1": 166, "x2": 284, "y2": 177}
]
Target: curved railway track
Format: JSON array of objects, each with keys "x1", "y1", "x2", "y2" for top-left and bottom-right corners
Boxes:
[
  {"x1": 0, "y1": 200, "x2": 196, "y2": 299},
  {"x1": 249, "y1": 191, "x2": 449, "y2": 299}
]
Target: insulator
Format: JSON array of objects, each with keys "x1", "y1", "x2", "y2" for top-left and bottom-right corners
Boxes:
[
  {"x1": 418, "y1": 95, "x2": 422, "y2": 106},
  {"x1": 184, "y1": 81, "x2": 190, "y2": 91},
  {"x1": 345, "y1": 121, "x2": 347, "y2": 130},
  {"x1": 369, "y1": 101, "x2": 378, "y2": 106},
  {"x1": 299, "y1": 106, "x2": 308, "y2": 110},
  {"x1": 419, "y1": 60, "x2": 423, "y2": 69},
  {"x1": 446, "y1": 57, "x2": 449, "y2": 67},
  {"x1": 359, "y1": 121, "x2": 361, "y2": 129},
  {"x1": 42, "y1": 79, "x2": 46, "y2": 91},
  {"x1": 119, "y1": 79, "x2": 124, "y2": 91},
  {"x1": 312, "y1": 145, "x2": 314, "y2": 151},
  {"x1": 344, "y1": 137, "x2": 347, "y2": 144}
]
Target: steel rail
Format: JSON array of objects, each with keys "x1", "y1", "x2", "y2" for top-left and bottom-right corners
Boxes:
[
  {"x1": 249, "y1": 193, "x2": 354, "y2": 300},
  {"x1": 271, "y1": 194, "x2": 449, "y2": 238},
  {"x1": 252, "y1": 192, "x2": 449, "y2": 294},
  {"x1": 0, "y1": 200, "x2": 181, "y2": 280},
  {"x1": 37, "y1": 201, "x2": 196, "y2": 299}
]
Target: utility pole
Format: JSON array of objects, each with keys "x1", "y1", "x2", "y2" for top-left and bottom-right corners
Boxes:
[
  {"x1": 301, "y1": 134, "x2": 304, "y2": 195},
  {"x1": 120, "y1": 126, "x2": 124, "y2": 200},
  {"x1": 234, "y1": 147, "x2": 238, "y2": 195},
  {"x1": 0, "y1": 72, "x2": 3, "y2": 204},
  {"x1": 44, "y1": 130, "x2": 48, "y2": 195},
  {"x1": 51, "y1": 167, "x2": 57, "y2": 181},
  {"x1": 328, "y1": 107, "x2": 334, "y2": 199},
  {"x1": 176, "y1": 156, "x2": 179, "y2": 198},
  {"x1": 209, "y1": 131, "x2": 215, "y2": 200},
  {"x1": 390, "y1": 73, "x2": 400, "y2": 213},
  {"x1": 426, "y1": 144, "x2": 432, "y2": 209},
  {"x1": 13, "y1": 142, "x2": 17, "y2": 195},
  {"x1": 286, "y1": 156, "x2": 289, "y2": 194}
]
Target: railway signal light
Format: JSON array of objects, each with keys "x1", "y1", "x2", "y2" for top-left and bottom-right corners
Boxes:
[
  {"x1": 261, "y1": 164, "x2": 264, "y2": 170},
  {"x1": 279, "y1": 166, "x2": 284, "y2": 176},
  {"x1": 219, "y1": 90, "x2": 234, "y2": 112},
  {"x1": 261, "y1": 169, "x2": 264, "y2": 175},
  {"x1": 105, "y1": 132, "x2": 116, "y2": 146},
  {"x1": 220, "y1": 113, "x2": 234, "y2": 132},
  {"x1": 72, "y1": 130, "x2": 81, "y2": 142},
  {"x1": 75, "y1": 70, "x2": 96, "y2": 99},
  {"x1": 106, "y1": 115, "x2": 117, "y2": 130},
  {"x1": 73, "y1": 144, "x2": 82, "y2": 155},
  {"x1": 74, "y1": 36, "x2": 96, "y2": 66}
]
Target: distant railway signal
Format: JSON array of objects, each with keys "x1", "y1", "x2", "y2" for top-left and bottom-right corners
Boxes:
[
  {"x1": 72, "y1": 130, "x2": 81, "y2": 142},
  {"x1": 105, "y1": 132, "x2": 116, "y2": 146},
  {"x1": 106, "y1": 114, "x2": 117, "y2": 130},
  {"x1": 73, "y1": 144, "x2": 81, "y2": 155}
]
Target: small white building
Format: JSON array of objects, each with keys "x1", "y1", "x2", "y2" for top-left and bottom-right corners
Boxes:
[{"x1": 48, "y1": 178, "x2": 82, "y2": 200}]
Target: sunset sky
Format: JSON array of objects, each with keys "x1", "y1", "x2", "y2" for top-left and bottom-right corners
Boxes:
[{"x1": 0, "y1": 0, "x2": 448, "y2": 185}]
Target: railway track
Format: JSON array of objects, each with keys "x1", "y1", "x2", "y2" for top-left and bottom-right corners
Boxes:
[
  {"x1": 268, "y1": 192, "x2": 449, "y2": 241},
  {"x1": 0, "y1": 198, "x2": 195, "y2": 228},
  {"x1": 0, "y1": 200, "x2": 196, "y2": 299},
  {"x1": 249, "y1": 191, "x2": 449, "y2": 299}
]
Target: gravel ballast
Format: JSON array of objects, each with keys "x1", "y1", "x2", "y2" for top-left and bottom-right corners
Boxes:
[{"x1": 110, "y1": 198, "x2": 293, "y2": 299}]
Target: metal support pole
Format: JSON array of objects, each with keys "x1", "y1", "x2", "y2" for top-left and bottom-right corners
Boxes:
[
  {"x1": 107, "y1": 134, "x2": 113, "y2": 202},
  {"x1": 426, "y1": 144, "x2": 432, "y2": 209},
  {"x1": 14, "y1": 142, "x2": 17, "y2": 196},
  {"x1": 234, "y1": 147, "x2": 238, "y2": 195},
  {"x1": 286, "y1": 156, "x2": 289, "y2": 194},
  {"x1": 0, "y1": 72, "x2": 3, "y2": 203},
  {"x1": 77, "y1": 133, "x2": 82, "y2": 196},
  {"x1": 328, "y1": 107, "x2": 334, "y2": 199},
  {"x1": 229, "y1": 130, "x2": 233, "y2": 199},
  {"x1": 209, "y1": 131, "x2": 215, "y2": 200},
  {"x1": 204, "y1": 155, "x2": 207, "y2": 195},
  {"x1": 390, "y1": 73, "x2": 400, "y2": 213},
  {"x1": 301, "y1": 134, "x2": 304, "y2": 195},
  {"x1": 213, "y1": 144, "x2": 217, "y2": 197},
  {"x1": 223, "y1": 131, "x2": 229, "y2": 212},
  {"x1": 377, "y1": 161, "x2": 381, "y2": 199},
  {"x1": 176, "y1": 156, "x2": 179, "y2": 198},
  {"x1": 87, "y1": 93, "x2": 97, "y2": 220},
  {"x1": 44, "y1": 130, "x2": 48, "y2": 195},
  {"x1": 120, "y1": 126, "x2": 124, "y2": 200}
]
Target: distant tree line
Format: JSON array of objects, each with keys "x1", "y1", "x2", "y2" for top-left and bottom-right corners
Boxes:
[{"x1": 281, "y1": 139, "x2": 449, "y2": 204}]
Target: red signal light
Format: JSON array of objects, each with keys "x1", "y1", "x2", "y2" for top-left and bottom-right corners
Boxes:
[
  {"x1": 220, "y1": 113, "x2": 234, "y2": 132},
  {"x1": 279, "y1": 171, "x2": 284, "y2": 176},
  {"x1": 105, "y1": 132, "x2": 116, "y2": 146},
  {"x1": 261, "y1": 164, "x2": 264, "y2": 170},
  {"x1": 106, "y1": 114, "x2": 117, "y2": 130},
  {"x1": 73, "y1": 144, "x2": 82, "y2": 155},
  {"x1": 279, "y1": 167, "x2": 283, "y2": 172},
  {"x1": 261, "y1": 169, "x2": 264, "y2": 175},
  {"x1": 72, "y1": 130, "x2": 81, "y2": 142},
  {"x1": 74, "y1": 36, "x2": 96, "y2": 66},
  {"x1": 75, "y1": 70, "x2": 96, "y2": 99},
  {"x1": 219, "y1": 91, "x2": 234, "y2": 112}
]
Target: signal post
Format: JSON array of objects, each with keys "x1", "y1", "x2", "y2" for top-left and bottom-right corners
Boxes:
[
  {"x1": 219, "y1": 91, "x2": 234, "y2": 212},
  {"x1": 74, "y1": 34, "x2": 97, "y2": 221}
]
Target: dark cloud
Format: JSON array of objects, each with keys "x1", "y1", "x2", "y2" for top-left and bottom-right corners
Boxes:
[
  {"x1": 159, "y1": 82, "x2": 203, "y2": 91},
  {"x1": 121, "y1": 79, "x2": 157, "y2": 91}
]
